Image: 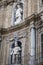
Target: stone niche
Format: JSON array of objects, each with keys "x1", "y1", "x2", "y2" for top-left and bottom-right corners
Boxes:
[
  {"x1": 11, "y1": 0, "x2": 23, "y2": 26},
  {"x1": 1, "y1": 27, "x2": 30, "y2": 65}
]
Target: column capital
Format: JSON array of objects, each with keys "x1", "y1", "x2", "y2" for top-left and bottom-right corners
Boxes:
[{"x1": 30, "y1": 21, "x2": 36, "y2": 30}]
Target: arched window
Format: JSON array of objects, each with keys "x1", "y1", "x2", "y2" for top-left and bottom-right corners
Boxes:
[{"x1": 10, "y1": 40, "x2": 22, "y2": 64}]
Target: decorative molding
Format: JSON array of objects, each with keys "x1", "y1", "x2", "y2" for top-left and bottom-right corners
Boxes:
[
  {"x1": 0, "y1": 14, "x2": 35, "y2": 35},
  {"x1": 4, "y1": 31, "x2": 27, "y2": 43},
  {"x1": 0, "y1": 0, "x2": 17, "y2": 7},
  {"x1": 0, "y1": 0, "x2": 24, "y2": 7},
  {"x1": 0, "y1": 11, "x2": 43, "y2": 35}
]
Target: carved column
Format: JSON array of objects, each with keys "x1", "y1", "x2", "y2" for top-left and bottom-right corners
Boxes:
[{"x1": 30, "y1": 21, "x2": 36, "y2": 65}]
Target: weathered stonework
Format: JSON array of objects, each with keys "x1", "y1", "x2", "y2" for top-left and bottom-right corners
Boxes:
[{"x1": 0, "y1": 0, "x2": 43, "y2": 65}]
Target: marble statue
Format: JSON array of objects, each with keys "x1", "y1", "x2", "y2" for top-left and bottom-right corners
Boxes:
[
  {"x1": 13, "y1": 41, "x2": 21, "y2": 55},
  {"x1": 10, "y1": 40, "x2": 21, "y2": 64},
  {"x1": 15, "y1": 4, "x2": 23, "y2": 25}
]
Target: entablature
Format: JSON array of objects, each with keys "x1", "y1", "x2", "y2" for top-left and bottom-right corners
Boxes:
[
  {"x1": 0, "y1": 0, "x2": 17, "y2": 7},
  {"x1": 0, "y1": 11, "x2": 43, "y2": 35}
]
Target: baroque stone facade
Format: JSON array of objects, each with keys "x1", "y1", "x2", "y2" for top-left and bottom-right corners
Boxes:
[{"x1": 0, "y1": 0, "x2": 43, "y2": 65}]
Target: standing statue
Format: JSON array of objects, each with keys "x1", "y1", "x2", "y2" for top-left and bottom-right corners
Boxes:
[
  {"x1": 10, "y1": 40, "x2": 21, "y2": 64},
  {"x1": 13, "y1": 40, "x2": 21, "y2": 64},
  {"x1": 15, "y1": 4, "x2": 23, "y2": 25}
]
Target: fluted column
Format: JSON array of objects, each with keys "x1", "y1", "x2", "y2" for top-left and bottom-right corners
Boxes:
[{"x1": 30, "y1": 21, "x2": 36, "y2": 65}]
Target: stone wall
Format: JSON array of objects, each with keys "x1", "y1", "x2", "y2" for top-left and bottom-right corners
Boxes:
[
  {"x1": 0, "y1": 0, "x2": 43, "y2": 65},
  {"x1": 0, "y1": 0, "x2": 42, "y2": 28},
  {"x1": 0, "y1": 26, "x2": 30, "y2": 65}
]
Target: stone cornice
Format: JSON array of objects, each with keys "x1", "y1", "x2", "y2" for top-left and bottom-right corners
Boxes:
[
  {"x1": 0, "y1": 0, "x2": 17, "y2": 7},
  {"x1": 0, "y1": 14, "x2": 35, "y2": 34},
  {"x1": 0, "y1": 11, "x2": 43, "y2": 35}
]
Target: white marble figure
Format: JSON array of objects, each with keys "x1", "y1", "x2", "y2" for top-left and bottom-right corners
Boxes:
[
  {"x1": 15, "y1": 4, "x2": 23, "y2": 25},
  {"x1": 13, "y1": 41, "x2": 21, "y2": 55},
  {"x1": 13, "y1": 41, "x2": 21, "y2": 63},
  {"x1": 10, "y1": 41, "x2": 21, "y2": 64}
]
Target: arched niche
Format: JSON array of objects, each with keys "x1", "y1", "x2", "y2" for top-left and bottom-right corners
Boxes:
[
  {"x1": 11, "y1": 0, "x2": 23, "y2": 26},
  {"x1": 10, "y1": 40, "x2": 22, "y2": 64}
]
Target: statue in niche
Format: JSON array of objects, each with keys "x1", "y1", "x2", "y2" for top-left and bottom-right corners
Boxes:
[
  {"x1": 15, "y1": 3, "x2": 23, "y2": 25},
  {"x1": 13, "y1": 40, "x2": 21, "y2": 64},
  {"x1": 10, "y1": 40, "x2": 21, "y2": 64}
]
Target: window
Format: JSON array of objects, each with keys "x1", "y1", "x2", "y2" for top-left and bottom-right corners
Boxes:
[{"x1": 41, "y1": 34, "x2": 43, "y2": 58}]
